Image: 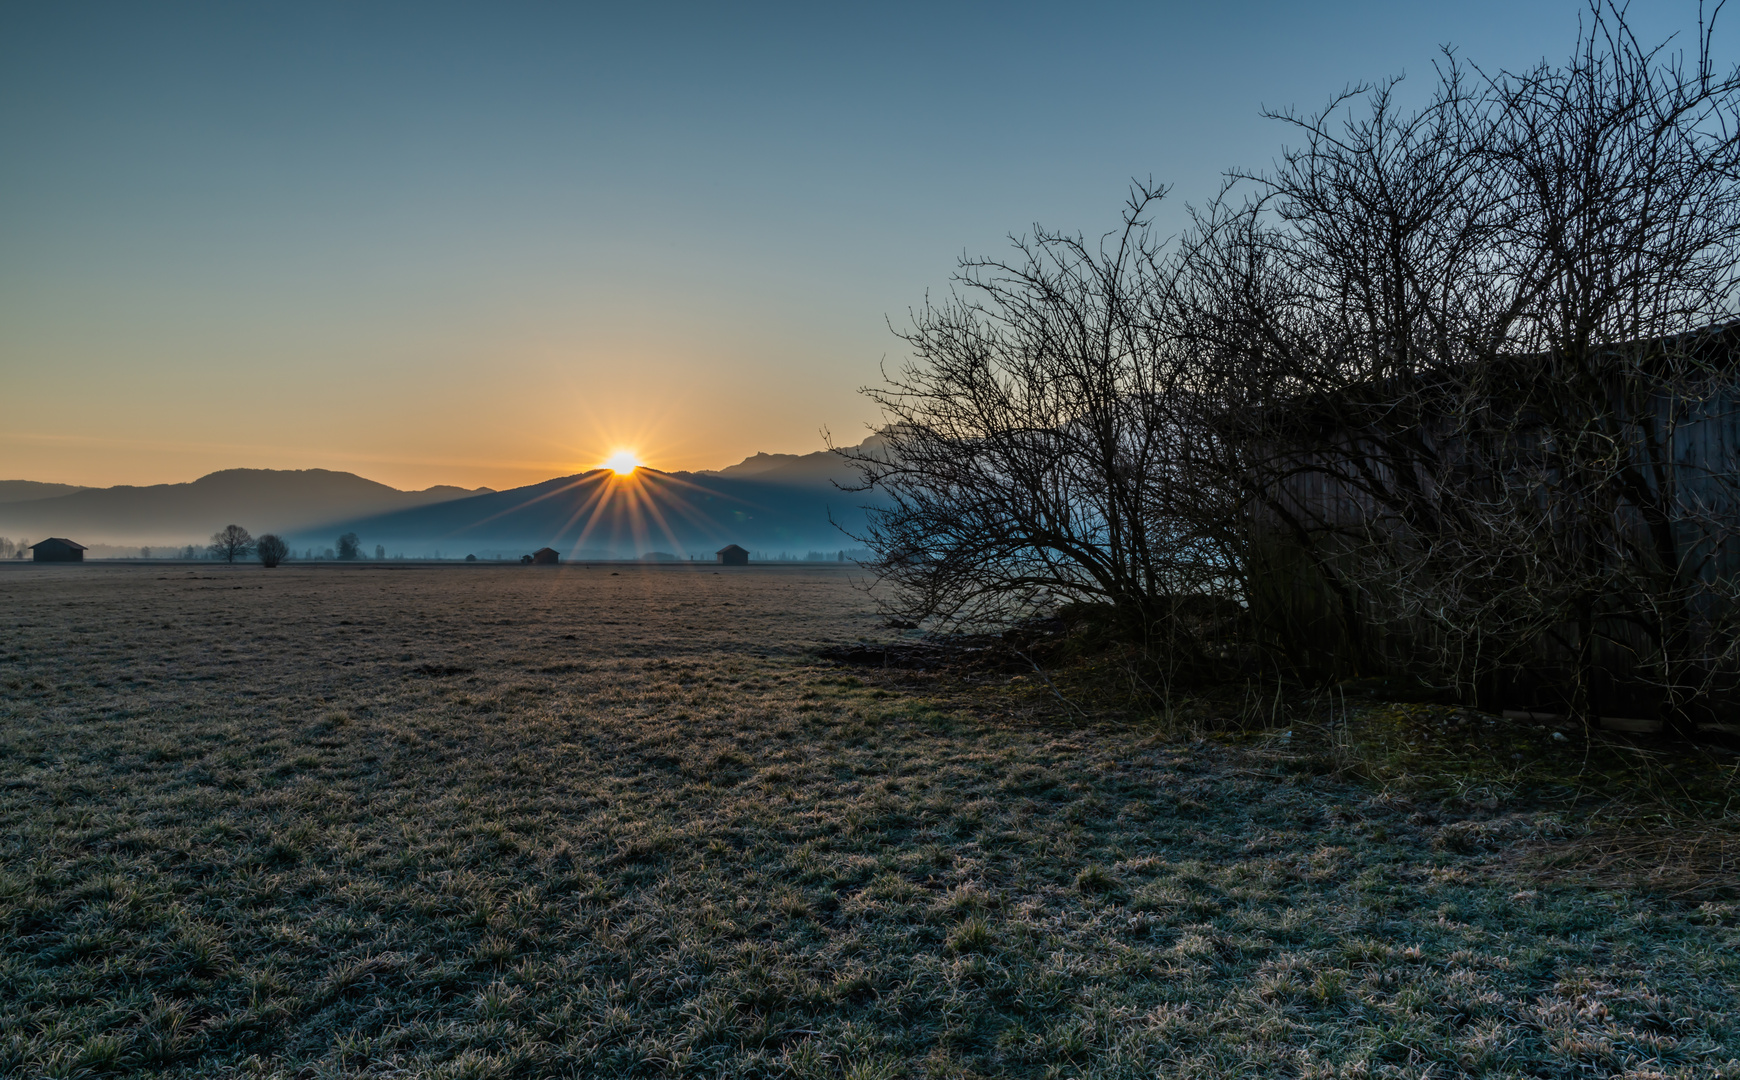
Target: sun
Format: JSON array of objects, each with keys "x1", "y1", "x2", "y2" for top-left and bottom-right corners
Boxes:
[{"x1": 603, "y1": 449, "x2": 642, "y2": 476}]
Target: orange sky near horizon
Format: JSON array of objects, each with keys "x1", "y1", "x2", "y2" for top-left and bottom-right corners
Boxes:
[
  {"x1": 5, "y1": 3, "x2": 1680, "y2": 494},
  {"x1": 0, "y1": 388, "x2": 873, "y2": 493},
  {"x1": 0, "y1": 317, "x2": 883, "y2": 491}
]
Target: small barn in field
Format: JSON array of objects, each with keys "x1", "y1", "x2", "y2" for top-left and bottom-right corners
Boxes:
[
  {"x1": 30, "y1": 538, "x2": 86, "y2": 563},
  {"x1": 529, "y1": 548, "x2": 560, "y2": 565},
  {"x1": 716, "y1": 544, "x2": 749, "y2": 566}
]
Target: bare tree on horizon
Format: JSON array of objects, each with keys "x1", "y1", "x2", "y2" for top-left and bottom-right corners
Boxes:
[{"x1": 208, "y1": 525, "x2": 255, "y2": 564}]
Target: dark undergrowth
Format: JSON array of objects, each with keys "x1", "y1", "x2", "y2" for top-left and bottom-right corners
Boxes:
[{"x1": 829, "y1": 611, "x2": 1740, "y2": 903}]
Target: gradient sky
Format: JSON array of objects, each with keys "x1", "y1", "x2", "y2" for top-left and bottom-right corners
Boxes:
[{"x1": 1, "y1": 1, "x2": 1723, "y2": 490}]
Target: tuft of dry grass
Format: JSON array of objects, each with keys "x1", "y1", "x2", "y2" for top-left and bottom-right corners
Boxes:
[
  {"x1": 1523, "y1": 823, "x2": 1740, "y2": 901},
  {"x1": 0, "y1": 562, "x2": 1737, "y2": 1078}
]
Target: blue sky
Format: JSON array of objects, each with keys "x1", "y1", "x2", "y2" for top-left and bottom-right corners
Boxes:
[{"x1": 0, "y1": 1, "x2": 1722, "y2": 488}]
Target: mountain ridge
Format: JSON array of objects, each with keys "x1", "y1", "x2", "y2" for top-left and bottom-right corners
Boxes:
[
  {"x1": 0, "y1": 468, "x2": 495, "y2": 546},
  {"x1": 288, "y1": 464, "x2": 885, "y2": 559},
  {"x1": 0, "y1": 442, "x2": 887, "y2": 552},
  {"x1": 697, "y1": 434, "x2": 887, "y2": 487},
  {"x1": 0, "y1": 480, "x2": 89, "y2": 505}
]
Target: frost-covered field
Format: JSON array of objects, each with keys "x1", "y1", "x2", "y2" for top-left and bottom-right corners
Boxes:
[{"x1": 1, "y1": 562, "x2": 1735, "y2": 1078}]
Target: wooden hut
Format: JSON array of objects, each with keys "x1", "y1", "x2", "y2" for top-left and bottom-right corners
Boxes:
[
  {"x1": 529, "y1": 547, "x2": 560, "y2": 565},
  {"x1": 29, "y1": 538, "x2": 86, "y2": 563},
  {"x1": 716, "y1": 544, "x2": 749, "y2": 566},
  {"x1": 1240, "y1": 323, "x2": 1740, "y2": 718}
]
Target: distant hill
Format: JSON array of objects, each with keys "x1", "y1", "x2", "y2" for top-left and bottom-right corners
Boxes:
[
  {"x1": 0, "y1": 469, "x2": 493, "y2": 546},
  {"x1": 700, "y1": 434, "x2": 887, "y2": 488},
  {"x1": 296, "y1": 464, "x2": 887, "y2": 559},
  {"x1": 0, "y1": 480, "x2": 88, "y2": 504}
]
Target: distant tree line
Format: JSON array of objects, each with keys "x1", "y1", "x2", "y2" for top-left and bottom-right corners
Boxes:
[
  {"x1": 194, "y1": 526, "x2": 376, "y2": 567},
  {"x1": 842, "y1": 4, "x2": 1740, "y2": 729}
]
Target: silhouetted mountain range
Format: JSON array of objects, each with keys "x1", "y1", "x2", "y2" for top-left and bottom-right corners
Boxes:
[
  {"x1": 697, "y1": 435, "x2": 885, "y2": 487},
  {"x1": 0, "y1": 444, "x2": 885, "y2": 556},
  {"x1": 0, "y1": 480, "x2": 88, "y2": 504},
  {"x1": 291, "y1": 461, "x2": 883, "y2": 559},
  {"x1": 0, "y1": 469, "x2": 493, "y2": 545}
]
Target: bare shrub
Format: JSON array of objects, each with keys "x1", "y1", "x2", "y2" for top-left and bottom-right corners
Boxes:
[
  {"x1": 256, "y1": 534, "x2": 289, "y2": 569},
  {"x1": 852, "y1": 4, "x2": 1740, "y2": 727},
  {"x1": 836, "y1": 187, "x2": 1240, "y2": 682},
  {"x1": 1173, "y1": 3, "x2": 1740, "y2": 726}
]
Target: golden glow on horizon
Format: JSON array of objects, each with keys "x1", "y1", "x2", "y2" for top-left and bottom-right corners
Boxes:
[
  {"x1": 603, "y1": 449, "x2": 642, "y2": 476},
  {"x1": 0, "y1": 364, "x2": 867, "y2": 490}
]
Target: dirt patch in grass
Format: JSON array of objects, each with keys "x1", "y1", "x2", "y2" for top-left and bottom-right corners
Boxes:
[{"x1": 1, "y1": 562, "x2": 1737, "y2": 1077}]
